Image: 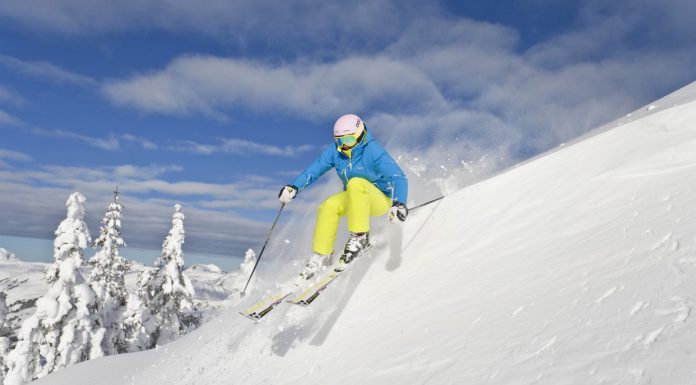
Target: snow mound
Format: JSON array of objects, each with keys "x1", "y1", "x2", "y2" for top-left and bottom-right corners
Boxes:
[
  {"x1": 184, "y1": 264, "x2": 229, "y2": 302},
  {"x1": 186, "y1": 264, "x2": 224, "y2": 274}
]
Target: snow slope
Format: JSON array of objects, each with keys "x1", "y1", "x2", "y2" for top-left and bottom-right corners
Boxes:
[
  {"x1": 0, "y1": 260, "x2": 48, "y2": 331},
  {"x1": 36, "y1": 81, "x2": 696, "y2": 384}
]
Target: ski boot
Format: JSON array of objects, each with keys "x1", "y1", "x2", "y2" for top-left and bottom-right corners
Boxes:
[
  {"x1": 294, "y1": 253, "x2": 329, "y2": 285},
  {"x1": 339, "y1": 232, "x2": 369, "y2": 266}
]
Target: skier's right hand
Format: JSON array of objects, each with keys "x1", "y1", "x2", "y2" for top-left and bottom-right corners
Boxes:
[{"x1": 278, "y1": 185, "x2": 298, "y2": 204}]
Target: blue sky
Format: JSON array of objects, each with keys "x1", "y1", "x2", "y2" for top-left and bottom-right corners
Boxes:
[{"x1": 1, "y1": 0, "x2": 695, "y2": 270}]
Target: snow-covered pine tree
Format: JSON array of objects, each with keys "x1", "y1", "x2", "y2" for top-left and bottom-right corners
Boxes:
[
  {"x1": 0, "y1": 248, "x2": 17, "y2": 261},
  {"x1": 0, "y1": 293, "x2": 12, "y2": 384},
  {"x1": 121, "y1": 271, "x2": 155, "y2": 352},
  {"x1": 89, "y1": 188, "x2": 131, "y2": 354},
  {"x1": 4, "y1": 192, "x2": 104, "y2": 385},
  {"x1": 223, "y1": 249, "x2": 257, "y2": 298},
  {"x1": 123, "y1": 204, "x2": 197, "y2": 351}
]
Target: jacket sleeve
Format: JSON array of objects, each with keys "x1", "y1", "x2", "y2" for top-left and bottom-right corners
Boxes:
[
  {"x1": 372, "y1": 145, "x2": 408, "y2": 204},
  {"x1": 291, "y1": 146, "x2": 335, "y2": 193}
]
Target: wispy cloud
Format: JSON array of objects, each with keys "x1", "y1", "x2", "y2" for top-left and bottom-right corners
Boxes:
[
  {"x1": 0, "y1": 148, "x2": 32, "y2": 169},
  {"x1": 10, "y1": 162, "x2": 279, "y2": 204},
  {"x1": 0, "y1": 54, "x2": 97, "y2": 87},
  {"x1": 59, "y1": 131, "x2": 158, "y2": 151},
  {"x1": 122, "y1": 133, "x2": 158, "y2": 150},
  {"x1": 0, "y1": 85, "x2": 25, "y2": 106},
  {"x1": 173, "y1": 138, "x2": 313, "y2": 157},
  {"x1": 0, "y1": 149, "x2": 32, "y2": 162},
  {"x1": 54, "y1": 130, "x2": 121, "y2": 150},
  {"x1": 7, "y1": 122, "x2": 158, "y2": 151},
  {"x1": 0, "y1": 108, "x2": 22, "y2": 125}
]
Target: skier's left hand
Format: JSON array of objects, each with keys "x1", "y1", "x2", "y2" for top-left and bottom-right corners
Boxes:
[{"x1": 389, "y1": 202, "x2": 408, "y2": 223}]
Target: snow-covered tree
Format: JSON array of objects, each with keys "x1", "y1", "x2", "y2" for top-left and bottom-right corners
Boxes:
[
  {"x1": 121, "y1": 273, "x2": 154, "y2": 351},
  {"x1": 222, "y1": 249, "x2": 257, "y2": 298},
  {"x1": 89, "y1": 188, "x2": 131, "y2": 354},
  {"x1": 0, "y1": 248, "x2": 17, "y2": 261},
  {"x1": 123, "y1": 204, "x2": 196, "y2": 351},
  {"x1": 4, "y1": 192, "x2": 104, "y2": 385},
  {"x1": 0, "y1": 293, "x2": 12, "y2": 384}
]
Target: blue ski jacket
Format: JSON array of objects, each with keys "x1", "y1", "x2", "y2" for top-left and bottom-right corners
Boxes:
[{"x1": 291, "y1": 130, "x2": 408, "y2": 204}]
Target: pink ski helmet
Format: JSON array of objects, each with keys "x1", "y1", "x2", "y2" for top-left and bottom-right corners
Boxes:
[
  {"x1": 333, "y1": 114, "x2": 366, "y2": 151},
  {"x1": 333, "y1": 114, "x2": 365, "y2": 137}
]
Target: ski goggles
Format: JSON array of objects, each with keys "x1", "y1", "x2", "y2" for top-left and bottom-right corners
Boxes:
[{"x1": 334, "y1": 133, "x2": 359, "y2": 149}]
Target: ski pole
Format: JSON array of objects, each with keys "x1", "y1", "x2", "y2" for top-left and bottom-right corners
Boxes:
[
  {"x1": 408, "y1": 195, "x2": 445, "y2": 211},
  {"x1": 241, "y1": 203, "x2": 285, "y2": 296}
]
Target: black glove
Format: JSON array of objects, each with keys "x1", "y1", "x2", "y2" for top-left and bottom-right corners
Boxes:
[
  {"x1": 389, "y1": 202, "x2": 408, "y2": 223},
  {"x1": 278, "y1": 185, "x2": 298, "y2": 203}
]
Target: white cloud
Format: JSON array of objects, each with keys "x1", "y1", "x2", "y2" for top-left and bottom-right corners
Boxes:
[
  {"x1": 71, "y1": 131, "x2": 156, "y2": 151},
  {"x1": 11, "y1": 162, "x2": 278, "y2": 204},
  {"x1": 8, "y1": 123, "x2": 158, "y2": 151},
  {"x1": 0, "y1": 85, "x2": 25, "y2": 106},
  {"x1": 112, "y1": 164, "x2": 182, "y2": 179},
  {"x1": 121, "y1": 133, "x2": 158, "y2": 150},
  {"x1": 0, "y1": 109, "x2": 22, "y2": 125},
  {"x1": 0, "y1": 149, "x2": 32, "y2": 162},
  {"x1": 60, "y1": 130, "x2": 121, "y2": 150},
  {"x1": 0, "y1": 148, "x2": 31, "y2": 170},
  {"x1": 384, "y1": 17, "x2": 523, "y2": 100},
  {"x1": 173, "y1": 138, "x2": 313, "y2": 157},
  {"x1": 0, "y1": 54, "x2": 97, "y2": 87},
  {"x1": 103, "y1": 54, "x2": 447, "y2": 119}
]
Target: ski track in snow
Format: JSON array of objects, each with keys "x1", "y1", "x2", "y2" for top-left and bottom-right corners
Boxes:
[
  {"x1": 656, "y1": 296, "x2": 691, "y2": 324},
  {"x1": 629, "y1": 301, "x2": 649, "y2": 316},
  {"x1": 642, "y1": 326, "x2": 665, "y2": 346},
  {"x1": 650, "y1": 232, "x2": 673, "y2": 251},
  {"x1": 594, "y1": 286, "x2": 617, "y2": 304}
]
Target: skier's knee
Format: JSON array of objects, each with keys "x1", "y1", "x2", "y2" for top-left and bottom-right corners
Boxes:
[{"x1": 318, "y1": 197, "x2": 343, "y2": 216}]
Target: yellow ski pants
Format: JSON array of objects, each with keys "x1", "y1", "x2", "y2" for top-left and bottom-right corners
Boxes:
[{"x1": 313, "y1": 178, "x2": 392, "y2": 255}]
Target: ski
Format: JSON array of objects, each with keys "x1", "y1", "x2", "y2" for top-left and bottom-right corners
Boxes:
[
  {"x1": 239, "y1": 244, "x2": 374, "y2": 319},
  {"x1": 239, "y1": 289, "x2": 296, "y2": 321},
  {"x1": 288, "y1": 244, "x2": 373, "y2": 307},
  {"x1": 288, "y1": 270, "x2": 342, "y2": 306}
]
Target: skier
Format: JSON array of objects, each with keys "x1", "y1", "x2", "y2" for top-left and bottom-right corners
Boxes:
[{"x1": 279, "y1": 114, "x2": 409, "y2": 283}]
